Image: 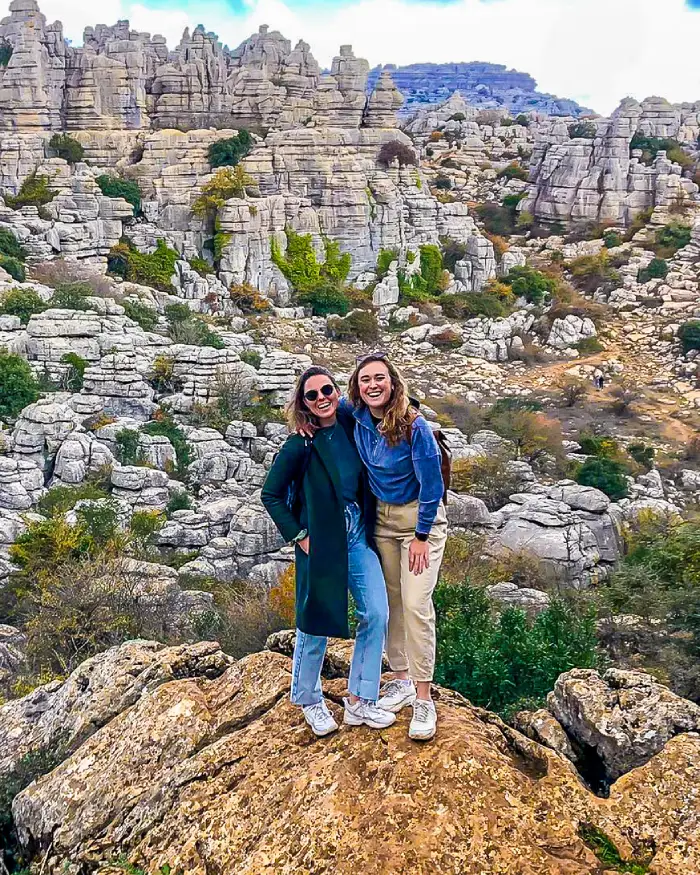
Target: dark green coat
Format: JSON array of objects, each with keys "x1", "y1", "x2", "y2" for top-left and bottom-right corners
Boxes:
[{"x1": 261, "y1": 410, "x2": 376, "y2": 639}]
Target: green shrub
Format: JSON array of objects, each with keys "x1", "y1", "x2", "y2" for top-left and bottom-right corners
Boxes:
[
  {"x1": 630, "y1": 134, "x2": 692, "y2": 168},
  {"x1": 653, "y1": 222, "x2": 691, "y2": 259},
  {"x1": 515, "y1": 114, "x2": 530, "y2": 126},
  {"x1": 567, "y1": 252, "x2": 619, "y2": 294},
  {"x1": 0, "y1": 287, "x2": 46, "y2": 323},
  {"x1": 166, "y1": 491, "x2": 193, "y2": 514},
  {"x1": 376, "y1": 248, "x2": 399, "y2": 279},
  {"x1": 167, "y1": 314, "x2": 225, "y2": 349},
  {"x1": 164, "y1": 303, "x2": 191, "y2": 325},
  {"x1": 5, "y1": 172, "x2": 56, "y2": 210},
  {"x1": 603, "y1": 229, "x2": 623, "y2": 249},
  {"x1": 37, "y1": 482, "x2": 111, "y2": 517},
  {"x1": 434, "y1": 174, "x2": 452, "y2": 190},
  {"x1": 208, "y1": 130, "x2": 254, "y2": 168},
  {"x1": 228, "y1": 283, "x2": 271, "y2": 314},
  {"x1": 49, "y1": 282, "x2": 92, "y2": 311},
  {"x1": 627, "y1": 442, "x2": 655, "y2": 470},
  {"x1": 475, "y1": 194, "x2": 527, "y2": 237},
  {"x1": 189, "y1": 256, "x2": 212, "y2": 277},
  {"x1": 60, "y1": 352, "x2": 88, "y2": 391},
  {"x1": 501, "y1": 265, "x2": 556, "y2": 305},
  {"x1": 448, "y1": 112, "x2": 466, "y2": 122},
  {"x1": 193, "y1": 166, "x2": 256, "y2": 218},
  {"x1": 49, "y1": 133, "x2": 84, "y2": 165},
  {"x1": 575, "y1": 457, "x2": 629, "y2": 500},
  {"x1": 496, "y1": 162, "x2": 528, "y2": 181},
  {"x1": 108, "y1": 239, "x2": 178, "y2": 292},
  {"x1": 0, "y1": 228, "x2": 25, "y2": 261},
  {"x1": 272, "y1": 230, "x2": 352, "y2": 316},
  {"x1": 95, "y1": 175, "x2": 141, "y2": 214},
  {"x1": 240, "y1": 349, "x2": 262, "y2": 369},
  {"x1": 637, "y1": 258, "x2": 668, "y2": 284},
  {"x1": 440, "y1": 292, "x2": 508, "y2": 319},
  {"x1": 0, "y1": 350, "x2": 40, "y2": 420},
  {"x1": 434, "y1": 579, "x2": 598, "y2": 717},
  {"x1": 578, "y1": 823, "x2": 651, "y2": 874},
  {"x1": 0, "y1": 41, "x2": 12, "y2": 67},
  {"x1": 568, "y1": 121, "x2": 597, "y2": 139},
  {"x1": 123, "y1": 299, "x2": 158, "y2": 332},
  {"x1": 114, "y1": 428, "x2": 142, "y2": 466},
  {"x1": 142, "y1": 411, "x2": 194, "y2": 481},
  {"x1": 327, "y1": 310, "x2": 380, "y2": 343},
  {"x1": 624, "y1": 206, "x2": 653, "y2": 241},
  {"x1": 678, "y1": 320, "x2": 700, "y2": 354},
  {"x1": 0, "y1": 254, "x2": 26, "y2": 282}
]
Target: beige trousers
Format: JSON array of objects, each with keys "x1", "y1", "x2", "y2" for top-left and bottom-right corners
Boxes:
[{"x1": 374, "y1": 499, "x2": 448, "y2": 682}]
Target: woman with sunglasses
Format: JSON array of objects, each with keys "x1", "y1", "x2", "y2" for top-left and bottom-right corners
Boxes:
[
  {"x1": 344, "y1": 352, "x2": 447, "y2": 741},
  {"x1": 261, "y1": 365, "x2": 395, "y2": 737}
]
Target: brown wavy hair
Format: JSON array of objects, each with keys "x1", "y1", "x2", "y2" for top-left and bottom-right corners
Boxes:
[
  {"x1": 286, "y1": 365, "x2": 340, "y2": 436},
  {"x1": 348, "y1": 355, "x2": 418, "y2": 446}
]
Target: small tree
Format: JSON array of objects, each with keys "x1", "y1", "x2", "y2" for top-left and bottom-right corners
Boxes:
[
  {"x1": 377, "y1": 141, "x2": 417, "y2": 167},
  {"x1": 496, "y1": 162, "x2": 528, "y2": 182},
  {"x1": 192, "y1": 166, "x2": 256, "y2": 219},
  {"x1": 5, "y1": 172, "x2": 56, "y2": 210},
  {"x1": 637, "y1": 258, "x2": 668, "y2": 284},
  {"x1": 0, "y1": 349, "x2": 40, "y2": 419},
  {"x1": 123, "y1": 299, "x2": 158, "y2": 332},
  {"x1": 49, "y1": 134, "x2": 84, "y2": 165},
  {"x1": 0, "y1": 288, "x2": 46, "y2": 324},
  {"x1": 575, "y1": 457, "x2": 628, "y2": 500},
  {"x1": 208, "y1": 131, "x2": 254, "y2": 168}
]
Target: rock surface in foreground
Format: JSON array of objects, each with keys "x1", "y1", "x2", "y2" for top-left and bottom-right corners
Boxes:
[{"x1": 10, "y1": 649, "x2": 700, "y2": 874}]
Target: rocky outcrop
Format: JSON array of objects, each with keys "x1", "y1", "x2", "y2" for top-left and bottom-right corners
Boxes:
[
  {"x1": 7, "y1": 645, "x2": 700, "y2": 874},
  {"x1": 0, "y1": 4, "x2": 403, "y2": 133},
  {"x1": 521, "y1": 97, "x2": 700, "y2": 227},
  {"x1": 369, "y1": 62, "x2": 589, "y2": 118}
]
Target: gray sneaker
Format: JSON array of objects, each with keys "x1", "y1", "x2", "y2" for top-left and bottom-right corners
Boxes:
[
  {"x1": 343, "y1": 698, "x2": 397, "y2": 729},
  {"x1": 409, "y1": 698, "x2": 437, "y2": 741},
  {"x1": 302, "y1": 700, "x2": 339, "y2": 737},
  {"x1": 377, "y1": 679, "x2": 417, "y2": 713}
]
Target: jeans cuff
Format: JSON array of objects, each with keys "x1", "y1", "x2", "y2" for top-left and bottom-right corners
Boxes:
[
  {"x1": 290, "y1": 690, "x2": 323, "y2": 707},
  {"x1": 348, "y1": 677, "x2": 381, "y2": 701}
]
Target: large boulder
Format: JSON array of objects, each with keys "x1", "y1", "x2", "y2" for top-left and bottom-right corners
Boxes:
[
  {"x1": 547, "y1": 667, "x2": 700, "y2": 783},
  {"x1": 8, "y1": 649, "x2": 700, "y2": 874}
]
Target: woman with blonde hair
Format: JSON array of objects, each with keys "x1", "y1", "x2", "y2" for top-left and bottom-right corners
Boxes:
[
  {"x1": 261, "y1": 365, "x2": 394, "y2": 737},
  {"x1": 345, "y1": 352, "x2": 447, "y2": 740}
]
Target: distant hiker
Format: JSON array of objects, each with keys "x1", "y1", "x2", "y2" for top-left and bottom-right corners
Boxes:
[
  {"x1": 345, "y1": 353, "x2": 447, "y2": 741},
  {"x1": 261, "y1": 366, "x2": 394, "y2": 738},
  {"x1": 593, "y1": 369, "x2": 604, "y2": 390}
]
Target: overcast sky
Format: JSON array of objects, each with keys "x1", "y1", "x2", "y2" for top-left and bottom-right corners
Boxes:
[{"x1": 34, "y1": 0, "x2": 700, "y2": 116}]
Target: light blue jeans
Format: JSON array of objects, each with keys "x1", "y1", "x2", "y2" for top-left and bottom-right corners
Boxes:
[{"x1": 291, "y1": 502, "x2": 388, "y2": 705}]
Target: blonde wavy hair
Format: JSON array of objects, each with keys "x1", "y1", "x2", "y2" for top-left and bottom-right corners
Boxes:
[{"x1": 348, "y1": 354, "x2": 418, "y2": 447}]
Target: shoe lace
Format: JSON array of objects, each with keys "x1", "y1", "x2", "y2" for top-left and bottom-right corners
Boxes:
[
  {"x1": 382, "y1": 679, "x2": 408, "y2": 697},
  {"x1": 413, "y1": 700, "x2": 432, "y2": 724},
  {"x1": 307, "y1": 701, "x2": 329, "y2": 722}
]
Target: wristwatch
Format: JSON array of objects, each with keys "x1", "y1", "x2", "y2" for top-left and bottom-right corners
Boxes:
[
  {"x1": 291, "y1": 528, "x2": 308, "y2": 544},
  {"x1": 414, "y1": 531, "x2": 428, "y2": 542}
]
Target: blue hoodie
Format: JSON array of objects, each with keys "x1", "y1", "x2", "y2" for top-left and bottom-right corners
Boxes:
[{"x1": 347, "y1": 401, "x2": 444, "y2": 534}]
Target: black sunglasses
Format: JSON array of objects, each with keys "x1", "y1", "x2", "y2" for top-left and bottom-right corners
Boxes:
[
  {"x1": 304, "y1": 383, "x2": 336, "y2": 403},
  {"x1": 355, "y1": 350, "x2": 388, "y2": 366}
]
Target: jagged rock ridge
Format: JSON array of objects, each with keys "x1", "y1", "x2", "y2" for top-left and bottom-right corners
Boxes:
[{"x1": 367, "y1": 61, "x2": 590, "y2": 118}]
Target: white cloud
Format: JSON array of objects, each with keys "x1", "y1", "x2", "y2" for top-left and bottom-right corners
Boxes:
[{"x1": 35, "y1": 0, "x2": 700, "y2": 115}]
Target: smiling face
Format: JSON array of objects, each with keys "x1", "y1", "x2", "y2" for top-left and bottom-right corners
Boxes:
[
  {"x1": 302, "y1": 373, "x2": 339, "y2": 425},
  {"x1": 358, "y1": 361, "x2": 392, "y2": 415}
]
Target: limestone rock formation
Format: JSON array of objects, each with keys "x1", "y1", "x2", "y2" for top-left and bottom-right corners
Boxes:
[
  {"x1": 7, "y1": 645, "x2": 700, "y2": 874},
  {"x1": 521, "y1": 96, "x2": 700, "y2": 227}
]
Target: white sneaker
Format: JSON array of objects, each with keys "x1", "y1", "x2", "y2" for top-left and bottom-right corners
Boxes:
[
  {"x1": 409, "y1": 699, "x2": 437, "y2": 741},
  {"x1": 377, "y1": 678, "x2": 417, "y2": 713},
  {"x1": 302, "y1": 700, "x2": 339, "y2": 737},
  {"x1": 343, "y1": 698, "x2": 397, "y2": 729}
]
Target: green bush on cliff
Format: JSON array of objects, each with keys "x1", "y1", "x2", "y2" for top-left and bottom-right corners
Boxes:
[
  {"x1": 434, "y1": 579, "x2": 598, "y2": 716},
  {"x1": 208, "y1": 130, "x2": 254, "y2": 168},
  {"x1": 574, "y1": 457, "x2": 629, "y2": 500},
  {"x1": 5, "y1": 171, "x2": 56, "y2": 210},
  {"x1": 49, "y1": 133, "x2": 85, "y2": 165},
  {"x1": 0, "y1": 349, "x2": 40, "y2": 419},
  {"x1": 123, "y1": 299, "x2": 159, "y2": 332},
  {"x1": 0, "y1": 228, "x2": 25, "y2": 262},
  {"x1": 500, "y1": 264, "x2": 556, "y2": 305},
  {"x1": 678, "y1": 320, "x2": 700, "y2": 354},
  {"x1": 271, "y1": 229, "x2": 353, "y2": 316},
  {"x1": 95, "y1": 175, "x2": 142, "y2": 215},
  {"x1": 107, "y1": 239, "x2": 178, "y2": 292},
  {"x1": 653, "y1": 222, "x2": 691, "y2": 259},
  {"x1": 0, "y1": 287, "x2": 46, "y2": 324}
]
